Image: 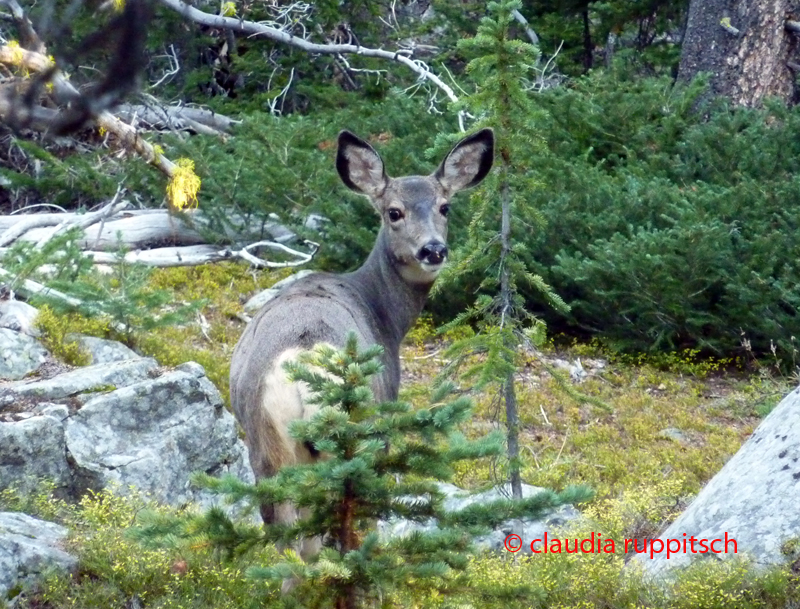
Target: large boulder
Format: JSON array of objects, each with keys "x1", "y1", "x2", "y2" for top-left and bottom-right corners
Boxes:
[
  {"x1": 0, "y1": 347, "x2": 254, "y2": 506},
  {"x1": 0, "y1": 415, "x2": 71, "y2": 497},
  {"x1": 379, "y1": 482, "x2": 581, "y2": 553},
  {"x1": 637, "y1": 384, "x2": 800, "y2": 577},
  {"x1": 0, "y1": 300, "x2": 39, "y2": 337},
  {"x1": 64, "y1": 361, "x2": 253, "y2": 506},
  {"x1": 0, "y1": 512, "x2": 77, "y2": 601},
  {"x1": 0, "y1": 328, "x2": 48, "y2": 381}
]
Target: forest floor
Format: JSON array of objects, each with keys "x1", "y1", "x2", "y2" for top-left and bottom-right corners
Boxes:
[{"x1": 3, "y1": 262, "x2": 798, "y2": 609}]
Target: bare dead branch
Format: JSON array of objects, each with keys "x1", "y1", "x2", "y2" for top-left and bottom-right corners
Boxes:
[
  {"x1": 511, "y1": 8, "x2": 540, "y2": 47},
  {"x1": 117, "y1": 101, "x2": 240, "y2": 135},
  {"x1": 0, "y1": 0, "x2": 45, "y2": 53},
  {"x1": 155, "y1": 0, "x2": 466, "y2": 129},
  {"x1": 0, "y1": 211, "x2": 60, "y2": 247},
  {"x1": 0, "y1": 43, "x2": 177, "y2": 178},
  {"x1": 33, "y1": 186, "x2": 128, "y2": 250}
]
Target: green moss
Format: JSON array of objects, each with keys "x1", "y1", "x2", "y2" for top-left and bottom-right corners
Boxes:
[
  {"x1": 80, "y1": 384, "x2": 117, "y2": 394},
  {"x1": 13, "y1": 487, "x2": 280, "y2": 609},
  {"x1": 34, "y1": 306, "x2": 110, "y2": 367}
]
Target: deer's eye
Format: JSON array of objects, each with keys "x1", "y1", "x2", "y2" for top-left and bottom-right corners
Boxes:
[
  {"x1": 387, "y1": 208, "x2": 404, "y2": 222},
  {"x1": 439, "y1": 204, "x2": 450, "y2": 217}
]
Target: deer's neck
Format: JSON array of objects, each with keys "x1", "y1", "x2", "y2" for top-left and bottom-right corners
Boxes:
[{"x1": 346, "y1": 228, "x2": 431, "y2": 350}]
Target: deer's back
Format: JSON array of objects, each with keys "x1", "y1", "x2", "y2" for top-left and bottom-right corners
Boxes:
[{"x1": 230, "y1": 273, "x2": 399, "y2": 433}]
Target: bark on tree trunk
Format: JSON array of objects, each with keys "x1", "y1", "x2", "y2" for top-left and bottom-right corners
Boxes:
[
  {"x1": 678, "y1": 0, "x2": 799, "y2": 107},
  {"x1": 499, "y1": 175, "x2": 523, "y2": 501}
]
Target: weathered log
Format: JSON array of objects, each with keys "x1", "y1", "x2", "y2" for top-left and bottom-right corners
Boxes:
[
  {"x1": 82, "y1": 242, "x2": 315, "y2": 268},
  {"x1": 0, "y1": 210, "x2": 295, "y2": 251},
  {"x1": 0, "y1": 241, "x2": 315, "y2": 268}
]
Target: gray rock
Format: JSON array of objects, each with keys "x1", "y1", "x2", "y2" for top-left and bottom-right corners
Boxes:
[
  {"x1": 265, "y1": 221, "x2": 296, "y2": 244},
  {"x1": 0, "y1": 512, "x2": 77, "y2": 601},
  {"x1": 0, "y1": 357, "x2": 254, "y2": 513},
  {"x1": 0, "y1": 329, "x2": 48, "y2": 381},
  {"x1": 304, "y1": 214, "x2": 329, "y2": 231},
  {"x1": 175, "y1": 361, "x2": 206, "y2": 377},
  {"x1": 2, "y1": 357, "x2": 158, "y2": 402},
  {"x1": 0, "y1": 416, "x2": 71, "y2": 496},
  {"x1": 637, "y1": 384, "x2": 800, "y2": 577},
  {"x1": 658, "y1": 427, "x2": 689, "y2": 445},
  {"x1": 32, "y1": 403, "x2": 70, "y2": 422},
  {"x1": 243, "y1": 269, "x2": 316, "y2": 314},
  {"x1": 0, "y1": 301, "x2": 39, "y2": 337},
  {"x1": 64, "y1": 368, "x2": 253, "y2": 507},
  {"x1": 64, "y1": 334, "x2": 138, "y2": 365},
  {"x1": 379, "y1": 482, "x2": 581, "y2": 553}
]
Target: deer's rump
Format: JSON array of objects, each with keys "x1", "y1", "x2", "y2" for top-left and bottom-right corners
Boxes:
[{"x1": 230, "y1": 276, "x2": 394, "y2": 476}]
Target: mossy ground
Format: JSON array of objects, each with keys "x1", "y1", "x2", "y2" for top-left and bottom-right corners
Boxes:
[{"x1": 7, "y1": 262, "x2": 799, "y2": 609}]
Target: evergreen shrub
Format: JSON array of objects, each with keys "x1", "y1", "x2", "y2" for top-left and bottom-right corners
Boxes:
[{"x1": 444, "y1": 70, "x2": 800, "y2": 363}]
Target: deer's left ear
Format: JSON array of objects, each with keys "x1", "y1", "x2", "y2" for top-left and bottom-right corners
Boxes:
[{"x1": 434, "y1": 128, "x2": 494, "y2": 194}]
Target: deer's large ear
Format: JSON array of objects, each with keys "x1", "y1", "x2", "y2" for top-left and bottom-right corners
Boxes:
[
  {"x1": 434, "y1": 128, "x2": 494, "y2": 194},
  {"x1": 336, "y1": 131, "x2": 389, "y2": 197}
]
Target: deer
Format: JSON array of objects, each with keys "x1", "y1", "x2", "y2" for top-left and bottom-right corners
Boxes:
[{"x1": 229, "y1": 128, "x2": 494, "y2": 559}]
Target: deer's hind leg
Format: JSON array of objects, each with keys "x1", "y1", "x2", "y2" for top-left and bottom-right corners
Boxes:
[{"x1": 256, "y1": 348, "x2": 329, "y2": 559}]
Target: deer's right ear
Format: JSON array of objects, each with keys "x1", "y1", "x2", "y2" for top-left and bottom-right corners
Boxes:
[{"x1": 336, "y1": 131, "x2": 389, "y2": 197}]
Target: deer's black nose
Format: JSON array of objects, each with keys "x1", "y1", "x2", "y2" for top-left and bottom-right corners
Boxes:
[{"x1": 418, "y1": 242, "x2": 448, "y2": 265}]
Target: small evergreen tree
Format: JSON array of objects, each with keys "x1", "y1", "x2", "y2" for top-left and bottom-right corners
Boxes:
[
  {"x1": 435, "y1": 0, "x2": 608, "y2": 499},
  {"x1": 130, "y1": 335, "x2": 590, "y2": 608},
  {"x1": 43, "y1": 245, "x2": 205, "y2": 347}
]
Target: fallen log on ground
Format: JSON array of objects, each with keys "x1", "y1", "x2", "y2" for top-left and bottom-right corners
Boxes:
[{"x1": 0, "y1": 208, "x2": 296, "y2": 251}]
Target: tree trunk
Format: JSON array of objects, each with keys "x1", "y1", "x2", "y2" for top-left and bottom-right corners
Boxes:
[
  {"x1": 582, "y1": 9, "x2": 593, "y2": 72},
  {"x1": 678, "y1": 0, "x2": 799, "y2": 107},
  {"x1": 504, "y1": 371, "x2": 522, "y2": 500},
  {"x1": 499, "y1": 175, "x2": 522, "y2": 501}
]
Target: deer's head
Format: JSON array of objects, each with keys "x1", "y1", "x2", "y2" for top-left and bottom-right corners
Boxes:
[{"x1": 336, "y1": 129, "x2": 494, "y2": 285}]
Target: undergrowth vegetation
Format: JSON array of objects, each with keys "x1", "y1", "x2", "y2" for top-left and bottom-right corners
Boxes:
[
  {"x1": 3, "y1": 473, "x2": 798, "y2": 608},
  {"x1": 11, "y1": 261, "x2": 798, "y2": 609}
]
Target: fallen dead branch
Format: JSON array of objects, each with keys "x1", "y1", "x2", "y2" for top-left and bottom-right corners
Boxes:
[
  {"x1": 32, "y1": 187, "x2": 128, "y2": 251},
  {"x1": 116, "y1": 102, "x2": 241, "y2": 135}
]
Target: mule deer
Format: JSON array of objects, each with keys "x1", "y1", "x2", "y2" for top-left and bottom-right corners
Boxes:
[{"x1": 230, "y1": 128, "x2": 494, "y2": 554}]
